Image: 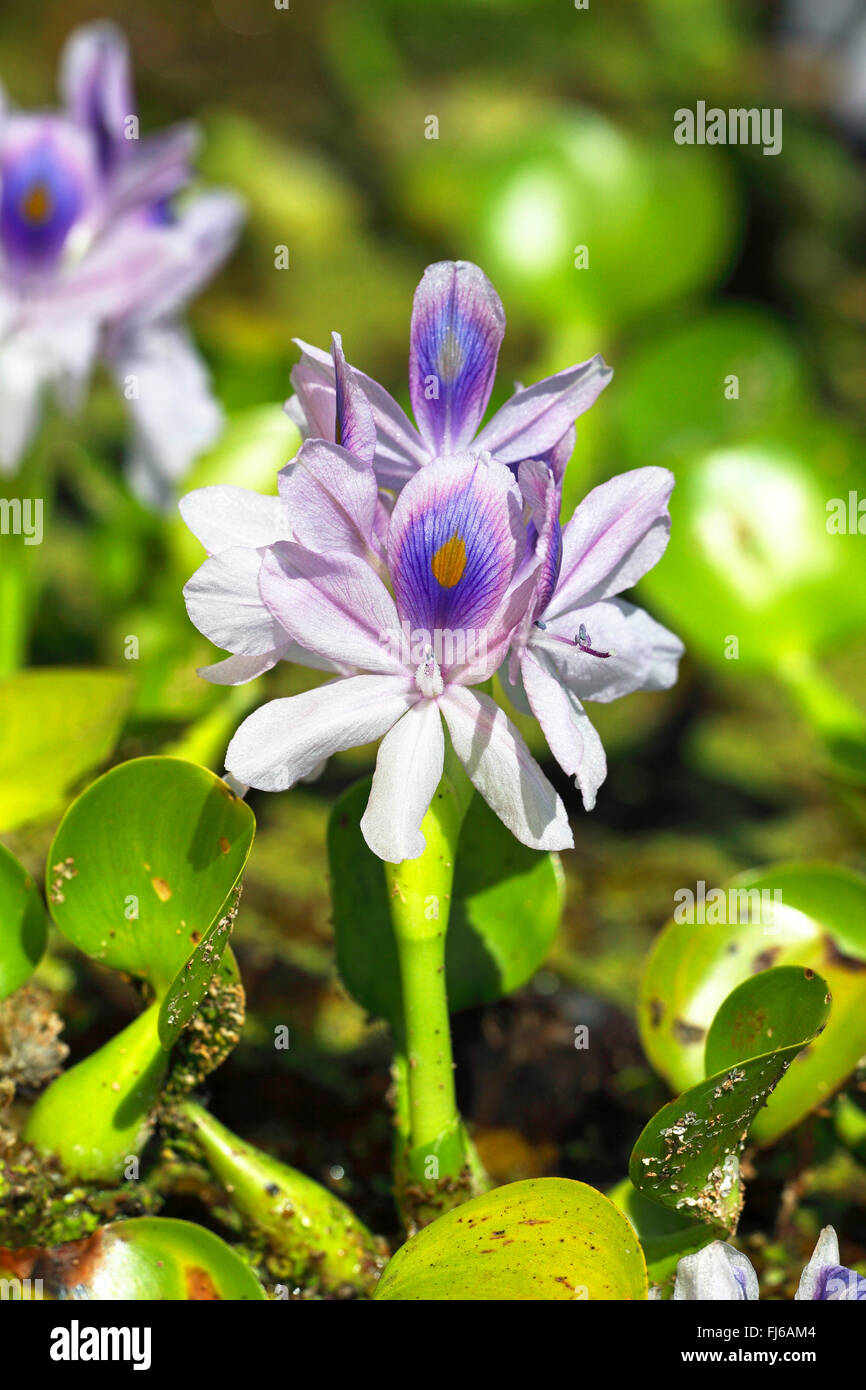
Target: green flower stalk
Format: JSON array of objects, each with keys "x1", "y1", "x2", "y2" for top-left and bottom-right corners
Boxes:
[{"x1": 385, "y1": 750, "x2": 488, "y2": 1227}]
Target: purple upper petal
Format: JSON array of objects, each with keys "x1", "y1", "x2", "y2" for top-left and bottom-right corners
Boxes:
[
  {"x1": 60, "y1": 21, "x2": 133, "y2": 174},
  {"x1": 287, "y1": 337, "x2": 427, "y2": 489},
  {"x1": 409, "y1": 260, "x2": 505, "y2": 456},
  {"x1": 813, "y1": 1265, "x2": 866, "y2": 1300},
  {"x1": 332, "y1": 332, "x2": 376, "y2": 465},
  {"x1": 387, "y1": 452, "x2": 523, "y2": 647},
  {"x1": 476, "y1": 355, "x2": 612, "y2": 465}
]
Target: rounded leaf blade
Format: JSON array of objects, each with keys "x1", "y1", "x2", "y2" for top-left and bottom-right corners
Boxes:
[
  {"x1": 46, "y1": 758, "x2": 255, "y2": 994},
  {"x1": 375, "y1": 1177, "x2": 647, "y2": 1301}
]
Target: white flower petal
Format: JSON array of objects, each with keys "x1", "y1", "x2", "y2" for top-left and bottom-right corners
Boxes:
[
  {"x1": 553, "y1": 467, "x2": 674, "y2": 613},
  {"x1": 795, "y1": 1227, "x2": 841, "y2": 1301},
  {"x1": 361, "y1": 699, "x2": 444, "y2": 862},
  {"x1": 179, "y1": 485, "x2": 288, "y2": 555},
  {"x1": 226, "y1": 674, "x2": 417, "y2": 791},
  {"x1": 521, "y1": 650, "x2": 607, "y2": 811},
  {"x1": 184, "y1": 545, "x2": 278, "y2": 656},
  {"x1": 672, "y1": 1243, "x2": 759, "y2": 1301},
  {"x1": 110, "y1": 323, "x2": 222, "y2": 505},
  {"x1": 440, "y1": 685, "x2": 572, "y2": 851},
  {"x1": 260, "y1": 542, "x2": 404, "y2": 675},
  {"x1": 532, "y1": 599, "x2": 684, "y2": 705}
]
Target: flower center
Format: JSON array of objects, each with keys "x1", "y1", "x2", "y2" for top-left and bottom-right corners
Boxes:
[{"x1": 414, "y1": 645, "x2": 444, "y2": 698}]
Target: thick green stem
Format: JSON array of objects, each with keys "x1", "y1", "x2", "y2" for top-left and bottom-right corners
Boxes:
[
  {"x1": 384, "y1": 747, "x2": 488, "y2": 1227},
  {"x1": 385, "y1": 749, "x2": 471, "y2": 1152}
]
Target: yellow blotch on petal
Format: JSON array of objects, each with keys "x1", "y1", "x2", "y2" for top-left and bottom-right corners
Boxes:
[
  {"x1": 431, "y1": 532, "x2": 467, "y2": 588},
  {"x1": 21, "y1": 182, "x2": 52, "y2": 225}
]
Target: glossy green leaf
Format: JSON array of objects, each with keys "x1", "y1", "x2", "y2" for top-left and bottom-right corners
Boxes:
[
  {"x1": 630, "y1": 967, "x2": 831, "y2": 1227},
  {"x1": 639, "y1": 425, "x2": 866, "y2": 671},
  {"x1": 639, "y1": 862, "x2": 866, "y2": 1143},
  {"x1": 0, "y1": 670, "x2": 134, "y2": 831},
  {"x1": 0, "y1": 842, "x2": 48, "y2": 999},
  {"x1": 0, "y1": 1218, "x2": 266, "y2": 1300},
  {"x1": 46, "y1": 757, "x2": 255, "y2": 996},
  {"x1": 375, "y1": 1177, "x2": 647, "y2": 1301},
  {"x1": 327, "y1": 779, "x2": 564, "y2": 1029},
  {"x1": 608, "y1": 1178, "x2": 716, "y2": 1284}
]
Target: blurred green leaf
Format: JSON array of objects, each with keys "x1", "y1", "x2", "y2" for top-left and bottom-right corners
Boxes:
[
  {"x1": 0, "y1": 842, "x2": 47, "y2": 1000},
  {"x1": 0, "y1": 670, "x2": 134, "y2": 831},
  {"x1": 630, "y1": 966, "x2": 831, "y2": 1227},
  {"x1": 640, "y1": 425, "x2": 866, "y2": 671},
  {"x1": 375, "y1": 1177, "x2": 647, "y2": 1300},
  {"x1": 327, "y1": 778, "x2": 564, "y2": 1030},
  {"x1": 639, "y1": 862, "x2": 866, "y2": 1144},
  {"x1": 46, "y1": 757, "x2": 255, "y2": 994},
  {"x1": 614, "y1": 308, "x2": 807, "y2": 466},
  {"x1": 399, "y1": 108, "x2": 735, "y2": 329}
]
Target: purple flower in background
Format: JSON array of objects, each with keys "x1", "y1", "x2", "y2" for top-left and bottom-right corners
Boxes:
[
  {"x1": 502, "y1": 462, "x2": 684, "y2": 811},
  {"x1": 219, "y1": 448, "x2": 572, "y2": 862},
  {"x1": 286, "y1": 259, "x2": 612, "y2": 493},
  {"x1": 668, "y1": 1228, "x2": 866, "y2": 1300},
  {"x1": 0, "y1": 22, "x2": 243, "y2": 501}
]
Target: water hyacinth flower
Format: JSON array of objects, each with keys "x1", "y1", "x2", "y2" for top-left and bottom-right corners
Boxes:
[
  {"x1": 223, "y1": 448, "x2": 572, "y2": 862},
  {"x1": 502, "y1": 461, "x2": 684, "y2": 810},
  {"x1": 286, "y1": 259, "x2": 612, "y2": 493},
  {"x1": 669, "y1": 1229, "x2": 866, "y2": 1300},
  {"x1": 0, "y1": 21, "x2": 243, "y2": 501},
  {"x1": 181, "y1": 257, "x2": 684, "y2": 861}
]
